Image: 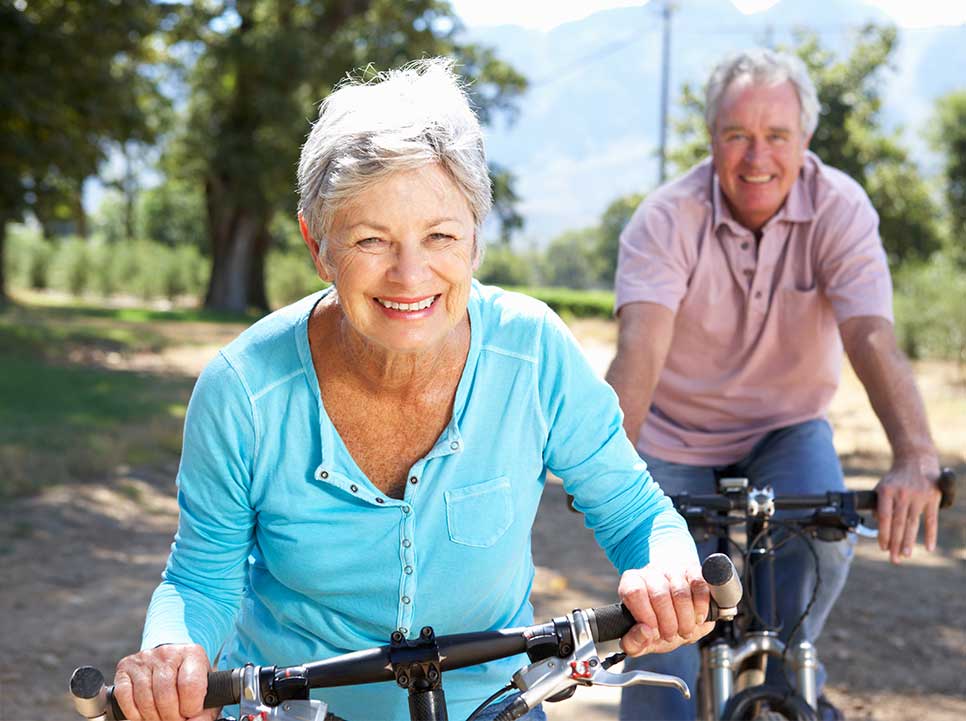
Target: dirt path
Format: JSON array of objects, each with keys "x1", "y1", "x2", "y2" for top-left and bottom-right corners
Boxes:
[{"x1": 1, "y1": 322, "x2": 964, "y2": 721}]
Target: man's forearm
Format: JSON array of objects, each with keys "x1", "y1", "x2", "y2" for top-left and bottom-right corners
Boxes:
[
  {"x1": 841, "y1": 317, "x2": 938, "y2": 468},
  {"x1": 605, "y1": 302, "x2": 676, "y2": 445},
  {"x1": 606, "y1": 351, "x2": 659, "y2": 443}
]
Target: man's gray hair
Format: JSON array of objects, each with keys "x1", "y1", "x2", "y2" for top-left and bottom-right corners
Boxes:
[
  {"x1": 297, "y1": 57, "x2": 492, "y2": 258},
  {"x1": 705, "y1": 49, "x2": 820, "y2": 138}
]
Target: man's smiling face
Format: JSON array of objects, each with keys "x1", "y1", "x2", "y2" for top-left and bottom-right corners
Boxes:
[{"x1": 711, "y1": 77, "x2": 810, "y2": 232}]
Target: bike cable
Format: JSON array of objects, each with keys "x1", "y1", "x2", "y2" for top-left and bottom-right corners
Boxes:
[{"x1": 464, "y1": 683, "x2": 516, "y2": 721}]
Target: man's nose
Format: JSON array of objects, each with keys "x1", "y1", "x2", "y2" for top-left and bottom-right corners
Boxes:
[{"x1": 743, "y1": 138, "x2": 766, "y2": 164}]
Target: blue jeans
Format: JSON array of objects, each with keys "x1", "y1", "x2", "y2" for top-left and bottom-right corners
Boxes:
[
  {"x1": 473, "y1": 698, "x2": 546, "y2": 721},
  {"x1": 619, "y1": 419, "x2": 855, "y2": 721}
]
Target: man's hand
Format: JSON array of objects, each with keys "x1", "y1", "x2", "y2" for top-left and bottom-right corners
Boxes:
[
  {"x1": 840, "y1": 316, "x2": 942, "y2": 566},
  {"x1": 876, "y1": 458, "x2": 942, "y2": 564},
  {"x1": 617, "y1": 562, "x2": 715, "y2": 656}
]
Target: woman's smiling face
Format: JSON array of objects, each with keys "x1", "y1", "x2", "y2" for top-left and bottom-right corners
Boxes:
[{"x1": 309, "y1": 163, "x2": 477, "y2": 356}]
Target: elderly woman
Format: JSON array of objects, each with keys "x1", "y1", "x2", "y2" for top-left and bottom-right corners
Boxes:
[{"x1": 113, "y1": 59, "x2": 711, "y2": 721}]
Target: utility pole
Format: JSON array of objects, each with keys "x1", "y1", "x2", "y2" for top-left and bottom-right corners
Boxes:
[{"x1": 658, "y1": 0, "x2": 675, "y2": 185}]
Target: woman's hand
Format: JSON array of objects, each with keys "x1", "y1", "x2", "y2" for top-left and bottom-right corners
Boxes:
[
  {"x1": 618, "y1": 562, "x2": 715, "y2": 656},
  {"x1": 113, "y1": 644, "x2": 216, "y2": 721}
]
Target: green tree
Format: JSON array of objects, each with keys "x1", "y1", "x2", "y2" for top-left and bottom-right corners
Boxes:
[
  {"x1": 539, "y1": 227, "x2": 602, "y2": 290},
  {"x1": 929, "y1": 90, "x2": 966, "y2": 254},
  {"x1": 596, "y1": 192, "x2": 645, "y2": 287},
  {"x1": 139, "y1": 178, "x2": 208, "y2": 250},
  {"x1": 167, "y1": 0, "x2": 526, "y2": 312},
  {"x1": 0, "y1": 0, "x2": 170, "y2": 303},
  {"x1": 476, "y1": 244, "x2": 535, "y2": 287},
  {"x1": 668, "y1": 25, "x2": 941, "y2": 265},
  {"x1": 489, "y1": 165, "x2": 525, "y2": 244}
]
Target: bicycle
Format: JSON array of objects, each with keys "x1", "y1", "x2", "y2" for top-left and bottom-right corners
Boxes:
[
  {"x1": 69, "y1": 555, "x2": 742, "y2": 721},
  {"x1": 666, "y1": 467, "x2": 957, "y2": 721}
]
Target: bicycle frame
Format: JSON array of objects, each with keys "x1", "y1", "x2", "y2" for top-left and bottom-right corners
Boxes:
[
  {"x1": 688, "y1": 479, "x2": 828, "y2": 720},
  {"x1": 676, "y1": 465, "x2": 956, "y2": 721}
]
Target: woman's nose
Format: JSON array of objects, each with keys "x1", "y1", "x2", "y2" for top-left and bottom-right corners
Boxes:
[{"x1": 388, "y1": 241, "x2": 431, "y2": 284}]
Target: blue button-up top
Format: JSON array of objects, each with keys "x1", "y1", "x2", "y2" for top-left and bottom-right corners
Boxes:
[{"x1": 142, "y1": 281, "x2": 695, "y2": 720}]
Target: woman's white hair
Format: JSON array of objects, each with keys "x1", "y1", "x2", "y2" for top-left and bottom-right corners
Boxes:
[
  {"x1": 705, "y1": 49, "x2": 820, "y2": 139},
  {"x1": 297, "y1": 57, "x2": 491, "y2": 258}
]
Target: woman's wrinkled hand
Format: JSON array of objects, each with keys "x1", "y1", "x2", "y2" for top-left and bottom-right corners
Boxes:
[
  {"x1": 618, "y1": 562, "x2": 715, "y2": 656},
  {"x1": 113, "y1": 644, "x2": 217, "y2": 721}
]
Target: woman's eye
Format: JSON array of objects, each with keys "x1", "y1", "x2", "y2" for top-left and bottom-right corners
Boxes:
[
  {"x1": 357, "y1": 237, "x2": 385, "y2": 248},
  {"x1": 428, "y1": 233, "x2": 456, "y2": 243}
]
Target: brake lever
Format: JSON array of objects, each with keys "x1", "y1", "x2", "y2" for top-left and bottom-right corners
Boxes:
[
  {"x1": 236, "y1": 665, "x2": 329, "y2": 721},
  {"x1": 507, "y1": 609, "x2": 690, "y2": 719},
  {"x1": 578, "y1": 665, "x2": 690, "y2": 695}
]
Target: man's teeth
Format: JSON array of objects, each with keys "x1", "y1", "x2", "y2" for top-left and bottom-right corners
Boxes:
[
  {"x1": 742, "y1": 175, "x2": 773, "y2": 184},
  {"x1": 377, "y1": 296, "x2": 437, "y2": 311}
]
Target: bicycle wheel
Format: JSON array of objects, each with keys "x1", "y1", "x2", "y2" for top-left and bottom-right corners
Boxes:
[{"x1": 720, "y1": 684, "x2": 818, "y2": 721}]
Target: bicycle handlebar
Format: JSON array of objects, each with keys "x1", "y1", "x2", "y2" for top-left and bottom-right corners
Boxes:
[
  {"x1": 671, "y1": 467, "x2": 956, "y2": 519},
  {"x1": 73, "y1": 555, "x2": 741, "y2": 720}
]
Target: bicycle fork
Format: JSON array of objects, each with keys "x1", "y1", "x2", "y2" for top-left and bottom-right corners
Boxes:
[{"x1": 705, "y1": 633, "x2": 818, "y2": 720}]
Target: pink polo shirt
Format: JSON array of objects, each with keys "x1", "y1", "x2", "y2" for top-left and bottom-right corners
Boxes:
[{"x1": 615, "y1": 152, "x2": 893, "y2": 466}]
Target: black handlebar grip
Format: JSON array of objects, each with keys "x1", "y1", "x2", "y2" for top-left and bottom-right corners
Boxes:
[
  {"x1": 203, "y1": 669, "x2": 239, "y2": 709},
  {"x1": 938, "y1": 467, "x2": 956, "y2": 509},
  {"x1": 853, "y1": 490, "x2": 878, "y2": 511},
  {"x1": 108, "y1": 687, "x2": 125, "y2": 721},
  {"x1": 101, "y1": 670, "x2": 238, "y2": 720},
  {"x1": 589, "y1": 602, "x2": 637, "y2": 643}
]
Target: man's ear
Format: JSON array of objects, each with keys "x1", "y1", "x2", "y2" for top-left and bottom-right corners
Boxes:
[{"x1": 298, "y1": 212, "x2": 334, "y2": 282}]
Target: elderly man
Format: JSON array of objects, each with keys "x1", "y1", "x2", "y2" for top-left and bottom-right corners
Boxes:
[{"x1": 609, "y1": 49, "x2": 943, "y2": 720}]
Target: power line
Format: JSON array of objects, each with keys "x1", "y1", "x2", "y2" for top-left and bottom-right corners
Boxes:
[
  {"x1": 525, "y1": 19, "x2": 957, "y2": 88},
  {"x1": 528, "y1": 27, "x2": 656, "y2": 87}
]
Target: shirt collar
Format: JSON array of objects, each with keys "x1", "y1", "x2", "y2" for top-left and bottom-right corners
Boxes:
[{"x1": 712, "y1": 163, "x2": 815, "y2": 234}]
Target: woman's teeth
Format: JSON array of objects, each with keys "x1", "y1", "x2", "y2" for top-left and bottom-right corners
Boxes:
[{"x1": 377, "y1": 296, "x2": 437, "y2": 311}]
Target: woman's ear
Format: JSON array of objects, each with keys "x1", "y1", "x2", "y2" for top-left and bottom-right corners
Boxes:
[{"x1": 298, "y1": 212, "x2": 334, "y2": 282}]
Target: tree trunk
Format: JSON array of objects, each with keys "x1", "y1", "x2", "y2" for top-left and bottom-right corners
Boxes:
[
  {"x1": 73, "y1": 189, "x2": 88, "y2": 239},
  {"x1": 203, "y1": 174, "x2": 270, "y2": 313},
  {"x1": 0, "y1": 219, "x2": 8, "y2": 306}
]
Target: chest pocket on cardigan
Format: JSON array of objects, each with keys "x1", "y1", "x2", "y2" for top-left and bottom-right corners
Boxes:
[{"x1": 444, "y1": 476, "x2": 514, "y2": 548}]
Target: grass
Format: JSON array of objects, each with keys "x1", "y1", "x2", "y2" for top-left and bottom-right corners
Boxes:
[{"x1": 0, "y1": 298, "x2": 227, "y2": 498}]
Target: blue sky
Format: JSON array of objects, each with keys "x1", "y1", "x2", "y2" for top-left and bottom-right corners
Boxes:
[{"x1": 449, "y1": 0, "x2": 966, "y2": 31}]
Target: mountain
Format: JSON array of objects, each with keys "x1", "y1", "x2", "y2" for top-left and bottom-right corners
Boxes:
[{"x1": 462, "y1": 0, "x2": 966, "y2": 244}]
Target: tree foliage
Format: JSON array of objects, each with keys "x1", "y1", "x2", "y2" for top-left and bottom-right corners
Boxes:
[
  {"x1": 668, "y1": 24, "x2": 942, "y2": 266},
  {"x1": 0, "y1": 0, "x2": 171, "y2": 302},
  {"x1": 596, "y1": 192, "x2": 645, "y2": 287},
  {"x1": 162, "y1": 0, "x2": 527, "y2": 311},
  {"x1": 929, "y1": 90, "x2": 966, "y2": 254}
]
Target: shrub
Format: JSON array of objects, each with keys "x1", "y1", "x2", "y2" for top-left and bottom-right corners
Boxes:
[
  {"x1": 506, "y1": 286, "x2": 614, "y2": 319},
  {"x1": 477, "y1": 244, "x2": 536, "y2": 287},
  {"x1": 894, "y1": 253, "x2": 966, "y2": 365},
  {"x1": 266, "y1": 249, "x2": 325, "y2": 308},
  {"x1": 48, "y1": 237, "x2": 94, "y2": 296}
]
